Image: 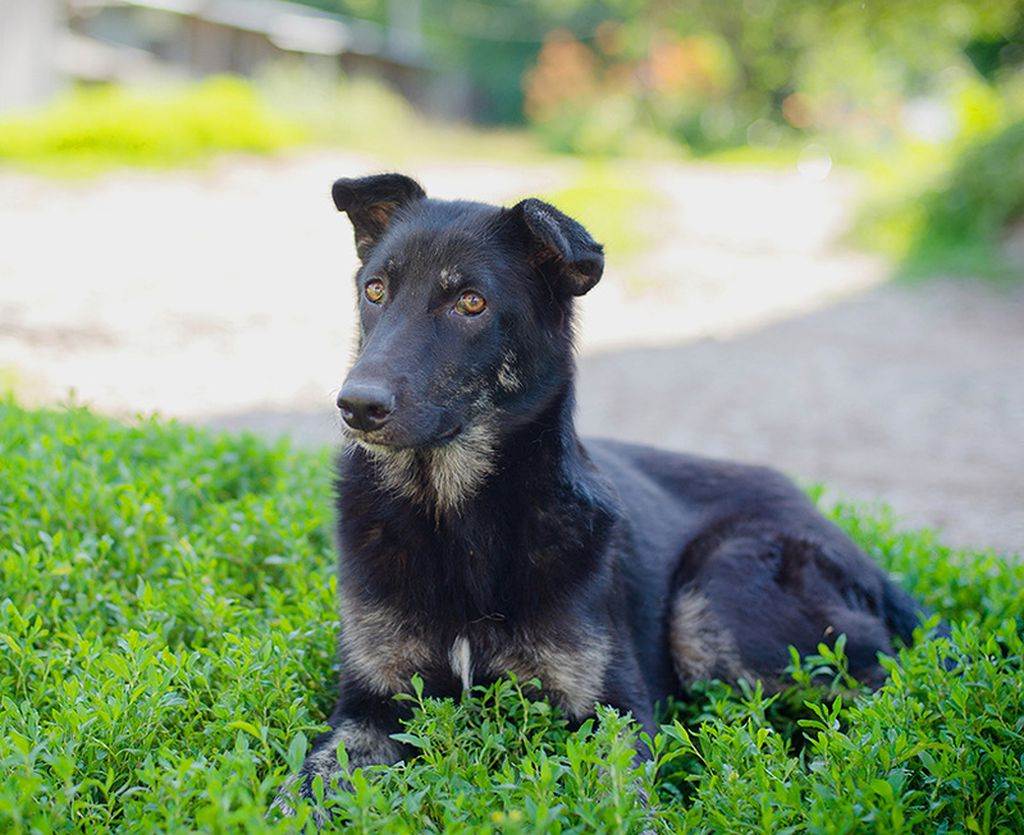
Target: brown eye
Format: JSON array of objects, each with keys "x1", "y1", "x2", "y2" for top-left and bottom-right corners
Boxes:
[
  {"x1": 364, "y1": 279, "x2": 385, "y2": 304},
  {"x1": 455, "y1": 291, "x2": 486, "y2": 316}
]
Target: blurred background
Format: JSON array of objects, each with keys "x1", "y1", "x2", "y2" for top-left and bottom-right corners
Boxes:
[{"x1": 1, "y1": 0, "x2": 1021, "y2": 554}]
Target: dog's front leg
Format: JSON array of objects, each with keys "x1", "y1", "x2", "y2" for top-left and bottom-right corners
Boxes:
[
  {"x1": 603, "y1": 697, "x2": 657, "y2": 767},
  {"x1": 595, "y1": 671, "x2": 664, "y2": 834},
  {"x1": 272, "y1": 699, "x2": 405, "y2": 823},
  {"x1": 598, "y1": 653, "x2": 659, "y2": 760}
]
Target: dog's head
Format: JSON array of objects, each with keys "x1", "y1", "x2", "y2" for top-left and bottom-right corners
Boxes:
[{"x1": 333, "y1": 173, "x2": 603, "y2": 460}]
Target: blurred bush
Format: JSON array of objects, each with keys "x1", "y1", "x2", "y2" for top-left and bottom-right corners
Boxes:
[
  {"x1": 852, "y1": 72, "x2": 1024, "y2": 280},
  {"x1": 522, "y1": 27, "x2": 730, "y2": 156},
  {"x1": 924, "y1": 118, "x2": 1024, "y2": 240},
  {"x1": 900, "y1": 119, "x2": 1024, "y2": 278},
  {"x1": 0, "y1": 77, "x2": 303, "y2": 174},
  {"x1": 523, "y1": 29, "x2": 633, "y2": 156}
]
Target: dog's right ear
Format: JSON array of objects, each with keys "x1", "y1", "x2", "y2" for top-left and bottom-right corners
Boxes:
[{"x1": 332, "y1": 173, "x2": 426, "y2": 261}]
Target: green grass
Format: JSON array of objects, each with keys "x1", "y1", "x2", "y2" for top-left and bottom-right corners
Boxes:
[
  {"x1": 0, "y1": 78, "x2": 303, "y2": 176},
  {"x1": 1, "y1": 400, "x2": 1022, "y2": 833}
]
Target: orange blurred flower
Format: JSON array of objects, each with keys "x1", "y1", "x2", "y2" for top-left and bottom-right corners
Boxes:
[
  {"x1": 523, "y1": 30, "x2": 601, "y2": 121},
  {"x1": 782, "y1": 92, "x2": 814, "y2": 129},
  {"x1": 648, "y1": 36, "x2": 727, "y2": 96}
]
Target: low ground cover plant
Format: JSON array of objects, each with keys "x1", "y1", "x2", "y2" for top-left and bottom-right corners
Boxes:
[
  {"x1": 0, "y1": 71, "x2": 541, "y2": 177},
  {"x1": 1, "y1": 400, "x2": 1021, "y2": 832}
]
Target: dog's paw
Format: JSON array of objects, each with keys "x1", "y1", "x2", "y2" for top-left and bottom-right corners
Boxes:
[
  {"x1": 268, "y1": 772, "x2": 301, "y2": 819},
  {"x1": 269, "y1": 769, "x2": 350, "y2": 829}
]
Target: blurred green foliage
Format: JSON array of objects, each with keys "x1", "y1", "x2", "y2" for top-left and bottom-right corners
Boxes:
[
  {"x1": 0, "y1": 77, "x2": 303, "y2": 175},
  {"x1": 900, "y1": 119, "x2": 1024, "y2": 278},
  {"x1": 853, "y1": 82, "x2": 1024, "y2": 279},
  {"x1": 519, "y1": 0, "x2": 1023, "y2": 155},
  {"x1": 1, "y1": 400, "x2": 1023, "y2": 831}
]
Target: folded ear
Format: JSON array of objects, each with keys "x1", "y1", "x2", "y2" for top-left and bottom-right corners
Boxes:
[
  {"x1": 512, "y1": 198, "x2": 604, "y2": 296},
  {"x1": 331, "y1": 173, "x2": 426, "y2": 260}
]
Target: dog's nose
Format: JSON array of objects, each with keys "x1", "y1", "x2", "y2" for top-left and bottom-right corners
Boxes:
[{"x1": 337, "y1": 383, "x2": 395, "y2": 432}]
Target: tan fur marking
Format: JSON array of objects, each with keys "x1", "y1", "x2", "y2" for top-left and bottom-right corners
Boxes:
[
  {"x1": 367, "y1": 202, "x2": 397, "y2": 228},
  {"x1": 356, "y1": 442, "x2": 418, "y2": 502},
  {"x1": 349, "y1": 418, "x2": 498, "y2": 515},
  {"x1": 489, "y1": 629, "x2": 611, "y2": 719},
  {"x1": 425, "y1": 421, "x2": 497, "y2": 512},
  {"x1": 669, "y1": 588, "x2": 747, "y2": 687},
  {"x1": 311, "y1": 720, "x2": 401, "y2": 776},
  {"x1": 496, "y1": 351, "x2": 522, "y2": 393}
]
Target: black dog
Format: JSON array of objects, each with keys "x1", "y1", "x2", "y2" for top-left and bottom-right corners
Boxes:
[{"x1": 276, "y1": 172, "x2": 924, "y2": 811}]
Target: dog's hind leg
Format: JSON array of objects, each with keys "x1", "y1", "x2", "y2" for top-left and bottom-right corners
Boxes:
[
  {"x1": 668, "y1": 526, "x2": 918, "y2": 690},
  {"x1": 668, "y1": 584, "x2": 753, "y2": 689}
]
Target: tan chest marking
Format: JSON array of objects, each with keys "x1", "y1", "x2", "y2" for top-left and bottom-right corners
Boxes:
[{"x1": 351, "y1": 418, "x2": 498, "y2": 514}]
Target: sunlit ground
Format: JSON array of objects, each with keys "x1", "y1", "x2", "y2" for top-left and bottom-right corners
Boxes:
[{"x1": 1, "y1": 141, "x2": 1022, "y2": 554}]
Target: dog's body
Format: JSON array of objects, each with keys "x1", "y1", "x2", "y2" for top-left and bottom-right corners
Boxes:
[{"x1": 279, "y1": 173, "x2": 923, "y2": 809}]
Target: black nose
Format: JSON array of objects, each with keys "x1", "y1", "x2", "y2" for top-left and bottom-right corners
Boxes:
[{"x1": 337, "y1": 382, "x2": 395, "y2": 432}]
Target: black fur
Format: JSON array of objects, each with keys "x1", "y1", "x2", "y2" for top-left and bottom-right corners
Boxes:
[{"x1": 276, "y1": 173, "x2": 928, "y2": 812}]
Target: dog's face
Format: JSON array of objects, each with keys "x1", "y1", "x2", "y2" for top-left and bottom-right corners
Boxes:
[{"x1": 333, "y1": 173, "x2": 604, "y2": 455}]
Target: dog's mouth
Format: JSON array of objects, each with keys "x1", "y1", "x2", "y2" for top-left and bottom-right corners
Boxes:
[
  {"x1": 345, "y1": 422, "x2": 463, "y2": 451},
  {"x1": 433, "y1": 424, "x2": 462, "y2": 444}
]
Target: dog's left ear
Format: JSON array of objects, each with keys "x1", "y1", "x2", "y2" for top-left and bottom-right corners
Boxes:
[
  {"x1": 511, "y1": 198, "x2": 604, "y2": 296},
  {"x1": 332, "y1": 173, "x2": 426, "y2": 260}
]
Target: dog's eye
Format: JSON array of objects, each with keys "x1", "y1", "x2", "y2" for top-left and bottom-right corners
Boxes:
[
  {"x1": 364, "y1": 279, "x2": 385, "y2": 304},
  {"x1": 454, "y1": 291, "x2": 486, "y2": 316}
]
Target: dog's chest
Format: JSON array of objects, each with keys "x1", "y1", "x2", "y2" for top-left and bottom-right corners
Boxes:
[
  {"x1": 341, "y1": 589, "x2": 610, "y2": 719},
  {"x1": 419, "y1": 618, "x2": 610, "y2": 717},
  {"x1": 450, "y1": 627, "x2": 606, "y2": 717},
  {"x1": 441, "y1": 623, "x2": 612, "y2": 720}
]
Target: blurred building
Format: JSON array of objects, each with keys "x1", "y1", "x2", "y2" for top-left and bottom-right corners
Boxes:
[
  {"x1": 0, "y1": 0, "x2": 65, "y2": 112},
  {"x1": 67, "y1": 0, "x2": 430, "y2": 89},
  {"x1": 0, "y1": 0, "x2": 445, "y2": 113}
]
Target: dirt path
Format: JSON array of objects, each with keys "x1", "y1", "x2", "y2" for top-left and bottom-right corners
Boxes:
[{"x1": 1, "y1": 151, "x2": 1020, "y2": 554}]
